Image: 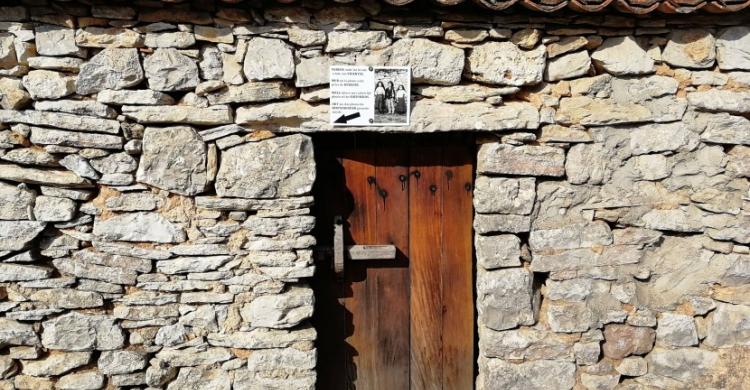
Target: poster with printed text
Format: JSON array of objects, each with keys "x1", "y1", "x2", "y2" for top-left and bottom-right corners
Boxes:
[{"x1": 330, "y1": 66, "x2": 410, "y2": 126}]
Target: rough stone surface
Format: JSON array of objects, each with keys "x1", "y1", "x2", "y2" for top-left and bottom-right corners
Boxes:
[
  {"x1": 136, "y1": 126, "x2": 207, "y2": 196},
  {"x1": 93, "y1": 212, "x2": 186, "y2": 243},
  {"x1": 144, "y1": 48, "x2": 199, "y2": 92},
  {"x1": 243, "y1": 37, "x2": 294, "y2": 81},
  {"x1": 465, "y1": 42, "x2": 546, "y2": 86},
  {"x1": 717, "y1": 26, "x2": 750, "y2": 70},
  {"x1": 76, "y1": 48, "x2": 144, "y2": 95},
  {"x1": 215, "y1": 134, "x2": 315, "y2": 198},
  {"x1": 662, "y1": 29, "x2": 716, "y2": 69},
  {"x1": 591, "y1": 36, "x2": 655, "y2": 75}
]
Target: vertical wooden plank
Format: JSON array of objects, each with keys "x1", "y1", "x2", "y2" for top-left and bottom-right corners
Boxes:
[
  {"x1": 366, "y1": 141, "x2": 411, "y2": 389},
  {"x1": 340, "y1": 144, "x2": 378, "y2": 389},
  {"x1": 409, "y1": 144, "x2": 444, "y2": 390},
  {"x1": 441, "y1": 143, "x2": 475, "y2": 390}
]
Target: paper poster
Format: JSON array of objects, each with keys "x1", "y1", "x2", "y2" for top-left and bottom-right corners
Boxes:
[{"x1": 329, "y1": 66, "x2": 410, "y2": 126}]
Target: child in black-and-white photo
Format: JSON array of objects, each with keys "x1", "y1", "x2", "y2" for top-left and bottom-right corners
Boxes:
[{"x1": 372, "y1": 67, "x2": 410, "y2": 125}]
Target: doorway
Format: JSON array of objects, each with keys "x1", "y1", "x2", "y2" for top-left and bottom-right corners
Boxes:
[{"x1": 312, "y1": 134, "x2": 476, "y2": 390}]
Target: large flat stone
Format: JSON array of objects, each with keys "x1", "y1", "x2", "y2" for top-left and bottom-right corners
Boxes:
[
  {"x1": 0, "y1": 262, "x2": 51, "y2": 281},
  {"x1": 478, "y1": 357, "x2": 575, "y2": 390},
  {"x1": 591, "y1": 36, "x2": 654, "y2": 76},
  {"x1": 22, "y1": 352, "x2": 92, "y2": 377},
  {"x1": 0, "y1": 109, "x2": 121, "y2": 134},
  {"x1": 717, "y1": 26, "x2": 750, "y2": 70},
  {"x1": 76, "y1": 48, "x2": 144, "y2": 95},
  {"x1": 0, "y1": 163, "x2": 92, "y2": 187},
  {"x1": 0, "y1": 181, "x2": 35, "y2": 220},
  {"x1": 477, "y1": 143, "x2": 565, "y2": 177},
  {"x1": 687, "y1": 90, "x2": 750, "y2": 114},
  {"x1": 93, "y1": 212, "x2": 187, "y2": 243},
  {"x1": 241, "y1": 286, "x2": 315, "y2": 328},
  {"x1": 215, "y1": 134, "x2": 315, "y2": 198},
  {"x1": 41, "y1": 312, "x2": 124, "y2": 351},
  {"x1": 144, "y1": 48, "x2": 199, "y2": 92},
  {"x1": 206, "y1": 81, "x2": 296, "y2": 104},
  {"x1": 121, "y1": 105, "x2": 233, "y2": 125},
  {"x1": 136, "y1": 126, "x2": 207, "y2": 196},
  {"x1": 243, "y1": 37, "x2": 294, "y2": 81},
  {"x1": 465, "y1": 42, "x2": 546, "y2": 86},
  {"x1": 477, "y1": 267, "x2": 535, "y2": 331},
  {"x1": 30, "y1": 127, "x2": 123, "y2": 150}
]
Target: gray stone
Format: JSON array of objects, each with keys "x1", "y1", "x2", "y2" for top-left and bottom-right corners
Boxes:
[
  {"x1": 21, "y1": 70, "x2": 75, "y2": 99},
  {"x1": 207, "y1": 326, "x2": 316, "y2": 349},
  {"x1": 477, "y1": 267, "x2": 535, "y2": 331},
  {"x1": 97, "y1": 89, "x2": 175, "y2": 105},
  {"x1": 0, "y1": 181, "x2": 34, "y2": 220},
  {"x1": 478, "y1": 358, "x2": 575, "y2": 390},
  {"x1": 33, "y1": 100, "x2": 116, "y2": 119},
  {"x1": 0, "y1": 319, "x2": 38, "y2": 347},
  {"x1": 477, "y1": 143, "x2": 565, "y2": 177},
  {"x1": 295, "y1": 56, "x2": 330, "y2": 88},
  {"x1": 30, "y1": 128, "x2": 123, "y2": 150},
  {"x1": 646, "y1": 347, "x2": 718, "y2": 383},
  {"x1": 98, "y1": 351, "x2": 146, "y2": 375},
  {"x1": 326, "y1": 31, "x2": 391, "y2": 52},
  {"x1": 476, "y1": 235, "x2": 521, "y2": 269},
  {"x1": 0, "y1": 33, "x2": 17, "y2": 69},
  {"x1": 121, "y1": 105, "x2": 233, "y2": 125},
  {"x1": 155, "y1": 347, "x2": 232, "y2": 367},
  {"x1": 0, "y1": 221, "x2": 46, "y2": 251},
  {"x1": 21, "y1": 352, "x2": 92, "y2": 377},
  {"x1": 166, "y1": 367, "x2": 231, "y2": 390},
  {"x1": 474, "y1": 177, "x2": 535, "y2": 215},
  {"x1": 0, "y1": 78, "x2": 30, "y2": 109},
  {"x1": 75, "y1": 27, "x2": 143, "y2": 48},
  {"x1": 242, "y1": 286, "x2": 315, "y2": 328},
  {"x1": 474, "y1": 214, "x2": 531, "y2": 234},
  {"x1": 415, "y1": 84, "x2": 518, "y2": 103},
  {"x1": 717, "y1": 26, "x2": 750, "y2": 70},
  {"x1": 591, "y1": 36, "x2": 654, "y2": 76},
  {"x1": 0, "y1": 262, "x2": 51, "y2": 281},
  {"x1": 662, "y1": 29, "x2": 716, "y2": 69},
  {"x1": 243, "y1": 37, "x2": 294, "y2": 81},
  {"x1": 136, "y1": 126, "x2": 207, "y2": 196},
  {"x1": 206, "y1": 81, "x2": 296, "y2": 104},
  {"x1": 76, "y1": 48, "x2": 144, "y2": 95},
  {"x1": 1, "y1": 148, "x2": 58, "y2": 168},
  {"x1": 480, "y1": 327, "x2": 578, "y2": 361},
  {"x1": 56, "y1": 371, "x2": 105, "y2": 390},
  {"x1": 616, "y1": 356, "x2": 648, "y2": 377},
  {"x1": 144, "y1": 48, "x2": 199, "y2": 91},
  {"x1": 687, "y1": 90, "x2": 750, "y2": 114},
  {"x1": 199, "y1": 46, "x2": 223, "y2": 81},
  {"x1": 703, "y1": 303, "x2": 750, "y2": 347},
  {"x1": 385, "y1": 38, "x2": 464, "y2": 85},
  {"x1": 33, "y1": 195, "x2": 76, "y2": 222},
  {"x1": 547, "y1": 300, "x2": 593, "y2": 333},
  {"x1": 530, "y1": 245, "x2": 642, "y2": 273},
  {"x1": 90, "y1": 152, "x2": 137, "y2": 174},
  {"x1": 53, "y1": 258, "x2": 137, "y2": 285},
  {"x1": 27, "y1": 56, "x2": 84, "y2": 72},
  {"x1": 144, "y1": 32, "x2": 195, "y2": 48},
  {"x1": 694, "y1": 112, "x2": 750, "y2": 145},
  {"x1": 215, "y1": 134, "x2": 315, "y2": 198},
  {"x1": 465, "y1": 42, "x2": 546, "y2": 86},
  {"x1": 0, "y1": 110, "x2": 121, "y2": 134},
  {"x1": 157, "y1": 255, "x2": 232, "y2": 274},
  {"x1": 530, "y1": 221, "x2": 612, "y2": 251},
  {"x1": 93, "y1": 212, "x2": 186, "y2": 243},
  {"x1": 30, "y1": 288, "x2": 102, "y2": 309},
  {"x1": 545, "y1": 50, "x2": 591, "y2": 81},
  {"x1": 195, "y1": 26, "x2": 233, "y2": 44},
  {"x1": 656, "y1": 313, "x2": 698, "y2": 347},
  {"x1": 35, "y1": 25, "x2": 83, "y2": 57}
]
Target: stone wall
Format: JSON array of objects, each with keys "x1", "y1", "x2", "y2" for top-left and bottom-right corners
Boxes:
[{"x1": 0, "y1": 1, "x2": 749, "y2": 389}]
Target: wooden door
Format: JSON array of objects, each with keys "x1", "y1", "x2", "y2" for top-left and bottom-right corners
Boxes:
[{"x1": 312, "y1": 134, "x2": 475, "y2": 390}]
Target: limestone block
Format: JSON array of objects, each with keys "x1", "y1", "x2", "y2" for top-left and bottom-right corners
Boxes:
[
  {"x1": 144, "y1": 32, "x2": 195, "y2": 48},
  {"x1": 29, "y1": 288, "x2": 102, "y2": 309},
  {"x1": 33, "y1": 195, "x2": 76, "y2": 222},
  {"x1": 0, "y1": 33, "x2": 17, "y2": 69},
  {"x1": 0, "y1": 221, "x2": 46, "y2": 251},
  {"x1": 56, "y1": 371, "x2": 105, "y2": 390},
  {"x1": 76, "y1": 48, "x2": 144, "y2": 95},
  {"x1": 243, "y1": 37, "x2": 294, "y2": 81},
  {"x1": 21, "y1": 352, "x2": 92, "y2": 376},
  {"x1": 477, "y1": 143, "x2": 565, "y2": 177},
  {"x1": 0, "y1": 181, "x2": 35, "y2": 220},
  {"x1": 0, "y1": 319, "x2": 39, "y2": 347},
  {"x1": 75, "y1": 27, "x2": 144, "y2": 48},
  {"x1": 656, "y1": 313, "x2": 699, "y2": 347},
  {"x1": 466, "y1": 42, "x2": 546, "y2": 86},
  {"x1": 136, "y1": 126, "x2": 207, "y2": 196},
  {"x1": 717, "y1": 26, "x2": 750, "y2": 70},
  {"x1": 242, "y1": 286, "x2": 315, "y2": 328},
  {"x1": 215, "y1": 134, "x2": 315, "y2": 199},
  {"x1": 97, "y1": 89, "x2": 174, "y2": 105},
  {"x1": 21, "y1": 70, "x2": 75, "y2": 99},
  {"x1": 33, "y1": 100, "x2": 116, "y2": 119},
  {"x1": 474, "y1": 177, "x2": 535, "y2": 215},
  {"x1": 0, "y1": 263, "x2": 51, "y2": 282},
  {"x1": 478, "y1": 358, "x2": 575, "y2": 390},
  {"x1": 646, "y1": 347, "x2": 719, "y2": 383},
  {"x1": 602, "y1": 324, "x2": 655, "y2": 359},
  {"x1": 121, "y1": 105, "x2": 233, "y2": 125},
  {"x1": 206, "y1": 81, "x2": 296, "y2": 104},
  {"x1": 326, "y1": 31, "x2": 391, "y2": 52},
  {"x1": 545, "y1": 50, "x2": 591, "y2": 81},
  {"x1": 477, "y1": 267, "x2": 536, "y2": 331},
  {"x1": 662, "y1": 29, "x2": 716, "y2": 69},
  {"x1": 98, "y1": 351, "x2": 146, "y2": 375},
  {"x1": 144, "y1": 48, "x2": 199, "y2": 91},
  {"x1": 591, "y1": 36, "x2": 654, "y2": 75},
  {"x1": 0, "y1": 78, "x2": 30, "y2": 109},
  {"x1": 35, "y1": 25, "x2": 83, "y2": 57},
  {"x1": 687, "y1": 90, "x2": 750, "y2": 114},
  {"x1": 703, "y1": 303, "x2": 750, "y2": 347},
  {"x1": 93, "y1": 212, "x2": 187, "y2": 243},
  {"x1": 386, "y1": 38, "x2": 464, "y2": 85}
]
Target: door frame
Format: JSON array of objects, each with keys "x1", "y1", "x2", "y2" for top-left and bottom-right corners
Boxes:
[{"x1": 309, "y1": 133, "x2": 479, "y2": 390}]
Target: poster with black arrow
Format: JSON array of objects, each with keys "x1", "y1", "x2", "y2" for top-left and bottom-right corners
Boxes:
[{"x1": 330, "y1": 66, "x2": 410, "y2": 127}]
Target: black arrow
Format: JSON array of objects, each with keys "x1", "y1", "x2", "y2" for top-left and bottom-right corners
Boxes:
[{"x1": 334, "y1": 112, "x2": 361, "y2": 124}]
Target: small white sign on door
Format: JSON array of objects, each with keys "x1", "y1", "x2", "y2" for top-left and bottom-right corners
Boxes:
[{"x1": 329, "y1": 66, "x2": 410, "y2": 126}]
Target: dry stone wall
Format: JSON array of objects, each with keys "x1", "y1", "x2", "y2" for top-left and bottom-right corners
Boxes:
[{"x1": 0, "y1": 1, "x2": 749, "y2": 389}]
